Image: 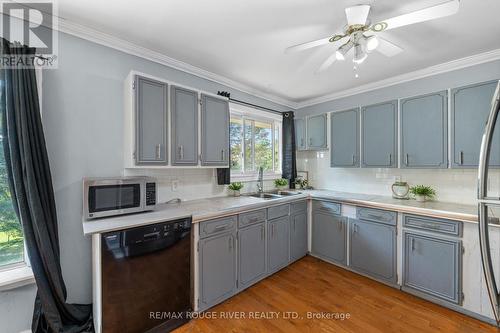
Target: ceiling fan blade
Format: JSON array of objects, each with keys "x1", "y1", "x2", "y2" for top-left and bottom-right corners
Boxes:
[
  {"x1": 375, "y1": 37, "x2": 404, "y2": 57},
  {"x1": 345, "y1": 5, "x2": 371, "y2": 26},
  {"x1": 315, "y1": 53, "x2": 338, "y2": 73},
  {"x1": 285, "y1": 36, "x2": 332, "y2": 54},
  {"x1": 373, "y1": 0, "x2": 460, "y2": 31}
]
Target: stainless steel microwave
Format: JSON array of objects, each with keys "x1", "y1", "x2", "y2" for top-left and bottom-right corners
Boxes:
[{"x1": 83, "y1": 177, "x2": 157, "y2": 219}]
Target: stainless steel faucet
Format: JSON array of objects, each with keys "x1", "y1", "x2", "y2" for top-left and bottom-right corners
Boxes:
[{"x1": 257, "y1": 166, "x2": 264, "y2": 193}]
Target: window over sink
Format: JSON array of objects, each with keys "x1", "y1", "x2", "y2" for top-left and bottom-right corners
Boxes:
[{"x1": 229, "y1": 103, "x2": 282, "y2": 180}]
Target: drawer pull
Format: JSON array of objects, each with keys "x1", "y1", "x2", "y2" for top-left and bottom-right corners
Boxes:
[
  {"x1": 214, "y1": 224, "x2": 228, "y2": 231},
  {"x1": 422, "y1": 223, "x2": 440, "y2": 229},
  {"x1": 367, "y1": 213, "x2": 383, "y2": 220},
  {"x1": 228, "y1": 236, "x2": 232, "y2": 251},
  {"x1": 261, "y1": 226, "x2": 264, "y2": 241}
]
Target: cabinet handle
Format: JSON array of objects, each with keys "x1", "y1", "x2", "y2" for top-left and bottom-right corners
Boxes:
[
  {"x1": 179, "y1": 145, "x2": 184, "y2": 160},
  {"x1": 301, "y1": 138, "x2": 304, "y2": 147},
  {"x1": 405, "y1": 153, "x2": 409, "y2": 166},
  {"x1": 352, "y1": 155, "x2": 356, "y2": 165},
  {"x1": 214, "y1": 224, "x2": 227, "y2": 231},
  {"x1": 156, "y1": 144, "x2": 161, "y2": 160},
  {"x1": 353, "y1": 223, "x2": 358, "y2": 233},
  {"x1": 261, "y1": 226, "x2": 265, "y2": 241},
  {"x1": 389, "y1": 154, "x2": 392, "y2": 165},
  {"x1": 411, "y1": 238, "x2": 415, "y2": 251},
  {"x1": 309, "y1": 138, "x2": 313, "y2": 146},
  {"x1": 228, "y1": 236, "x2": 232, "y2": 252},
  {"x1": 293, "y1": 219, "x2": 296, "y2": 231},
  {"x1": 272, "y1": 224, "x2": 275, "y2": 238},
  {"x1": 460, "y1": 150, "x2": 464, "y2": 165},
  {"x1": 337, "y1": 221, "x2": 342, "y2": 230},
  {"x1": 221, "y1": 149, "x2": 225, "y2": 161}
]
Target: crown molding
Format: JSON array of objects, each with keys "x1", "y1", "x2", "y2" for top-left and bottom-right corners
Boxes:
[
  {"x1": 38, "y1": 15, "x2": 500, "y2": 111},
  {"x1": 296, "y1": 48, "x2": 500, "y2": 109},
  {"x1": 56, "y1": 17, "x2": 299, "y2": 109}
]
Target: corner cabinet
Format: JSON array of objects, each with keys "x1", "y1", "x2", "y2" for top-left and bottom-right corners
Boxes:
[
  {"x1": 124, "y1": 72, "x2": 229, "y2": 169},
  {"x1": 133, "y1": 75, "x2": 169, "y2": 165},
  {"x1": 295, "y1": 114, "x2": 327, "y2": 151},
  {"x1": 171, "y1": 86, "x2": 198, "y2": 166},
  {"x1": 200, "y1": 94, "x2": 230, "y2": 167},
  {"x1": 331, "y1": 108, "x2": 359, "y2": 167},
  {"x1": 451, "y1": 80, "x2": 500, "y2": 168},
  {"x1": 400, "y1": 91, "x2": 448, "y2": 168},
  {"x1": 361, "y1": 100, "x2": 397, "y2": 168}
]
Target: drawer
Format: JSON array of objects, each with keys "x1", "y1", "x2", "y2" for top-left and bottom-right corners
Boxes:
[
  {"x1": 357, "y1": 207, "x2": 397, "y2": 226},
  {"x1": 239, "y1": 209, "x2": 266, "y2": 227},
  {"x1": 403, "y1": 214, "x2": 462, "y2": 237},
  {"x1": 313, "y1": 200, "x2": 341, "y2": 215},
  {"x1": 291, "y1": 201, "x2": 307, "y2": 214},
  {"x1": 199, "y1": 215, "x2": 237, "y2": 239},
  {"x1": 268, "y1": 204, "x2": 290, "y2": 220}
]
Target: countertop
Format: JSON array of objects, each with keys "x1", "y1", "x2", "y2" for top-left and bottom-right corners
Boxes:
[{"x1": 82, "y1": 190, "x2": 482, "y2": 235}]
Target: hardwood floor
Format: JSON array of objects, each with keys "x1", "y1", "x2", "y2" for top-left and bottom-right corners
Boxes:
[{"x1": 175, "y1": 256, "x2": 499, "y2": 333}]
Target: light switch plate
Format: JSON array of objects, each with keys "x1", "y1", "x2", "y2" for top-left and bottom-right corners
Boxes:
[{"x1": 172, "y1": 179, "x2": 179, "y2": 192}]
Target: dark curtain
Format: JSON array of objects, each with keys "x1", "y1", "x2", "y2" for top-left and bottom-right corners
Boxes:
[
  {"x1": 0, "y1": 39, "x2": 93, "y2": 333},
  {"x1": 282, "y1": 111, "x2": 297, "y2": 189},
  {"x1": 217, "y1": 167, "x2": 230, "y2": 185}
]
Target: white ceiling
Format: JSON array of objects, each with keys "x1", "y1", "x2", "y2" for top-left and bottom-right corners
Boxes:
[{"x1": 56, "y1": 0, "x2": 500, "y2": 105}]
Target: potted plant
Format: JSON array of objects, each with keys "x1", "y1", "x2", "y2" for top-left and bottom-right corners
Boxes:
[
  {"x1": 228, "y1": 182, "x2": 244, "y2": 197},
  {"x1": 274, "y1": 178, "x2": 288, "y2": 191},
  {"x1": 409, "y1": 185, "x2": 436, "y2": 202},
  {"x1": 295, "y1": 178, "x2": 309, "y2": 190}
]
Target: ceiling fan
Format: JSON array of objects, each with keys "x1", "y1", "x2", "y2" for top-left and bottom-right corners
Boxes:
[{"x1": 285, "y1": 0, "x2": 460, "y2": 73}]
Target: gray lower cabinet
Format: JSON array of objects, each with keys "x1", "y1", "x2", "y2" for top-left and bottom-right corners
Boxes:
[
  {"x1": 201, "y1": 94, "x2": 230, "y2": 166},
  {"x1": 307, "y1": 114, "x2": 328, "y2": 150},
  {"x1": 349, "y1": 218, "x2": 397, "y2": 284},
  {"x1": 331, "y1": 108, "x2": 360, "y2": 167},
  {"x1": 268, "y1": 216, "x2": 290, "y2": 273},
  {"x1": 198, "y1": 231, "x2": 237, "y2": 310},
  {"x1": 361, "y1": 100, "x2": 398, "y2": 168},
  {"x1": 290, "y1": 211, "x2": 307, "y2": 262},
  {"x1": 400, "y1": 91, "x2": 448, "y2": 168},
  {"x1": 451, "y1": 80, "x2": 500, "y2": 168},
  {"x1": 135, "y1": 75, "x2": 168, "y2": 165},
  {"x1": 171, "y1": 86, "x2": 198, "y2": 165},
  {"x1": 311, "y1": 209, "x2": 346, "y2": 265},
  {"x1": 238, "y1": 222, "x2": 267, "y2": 290},
  {"x1": 295, "y1": 118, "x2": 307, "y2": 150},
  {"x1": 403, "y1": 232, "x2": 462, "y2": 304}
]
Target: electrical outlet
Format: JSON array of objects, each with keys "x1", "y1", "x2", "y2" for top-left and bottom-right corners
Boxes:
[{"x1": 172, "y1": 179, "x2": 179, "y2": 192}]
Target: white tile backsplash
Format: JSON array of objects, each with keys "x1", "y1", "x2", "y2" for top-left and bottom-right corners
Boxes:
[
  {"x1": 297, "y1": 150, "x2": 500, "y2": 205},
  {"x1": 123, "y1": 168, "x2": 277, "y2": 203}
]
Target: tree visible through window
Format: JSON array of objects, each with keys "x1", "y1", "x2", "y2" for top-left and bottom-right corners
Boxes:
[
  {"x1": 230, "y1": 111, "x2": 281, "y2": 176},
  {"x1": 0, "y1": 115, "x2": 24, "y2": 268}
]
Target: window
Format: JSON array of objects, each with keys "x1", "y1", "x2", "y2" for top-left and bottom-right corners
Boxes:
[
  {"x1": 230, "y1": 104, "x2": 282, "y2": 179},
  {"x1": 0, "y1": 115, "x2": 24, "y2": 269}
]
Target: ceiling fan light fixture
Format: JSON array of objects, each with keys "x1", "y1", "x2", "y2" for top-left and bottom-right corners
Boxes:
[
  {"x1": 365, "y1": 35, "x2": 379, "y2": 51},
  {"x1": 335, "y1": 50, "x2": 345, "y2": 61},
  {"x1": 353, "y1": 44, "x2": 367, "y2": 64},
  {"x1": 336, "y1": 41, "x2": 353, "y2": 61}
]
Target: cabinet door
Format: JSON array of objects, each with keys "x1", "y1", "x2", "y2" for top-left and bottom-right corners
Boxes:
[
  {"x1": 451, "y1": 80, "x2": 500, "y2": 167},
  {"x1": 403, "y1": 232, "x2": 462, "y2": 304},
  {"x1": 201, "y1": 94, "x2": 229, "y2": 166},
  {"x1": 331, "y1": 108, "x2": 359, "y2": 167},
  {"x1": 311, "y1": 211, "x2": 346, "y2": 265},
  {"x1": 238, "y1": 223, "x2": 267, "y2": 290},
  {"x1": 361, "y1": 100, "x2": 398, "y2": 168},
  {"x1": 199, "y1": 232, "x2": 236, "y2": 310},
  {"x1": 349, "y1": 219, "x2": 396, "y2": 284},
  {"x1": 268, "y1": 216, "x2": 290, "y2": 273},
  {"x1": 401, "y1": 91, "x2": 448, "y2": 168},
  {"x1": 290, "y1": 212, "x2": 307, "y2": 262},
  {"x1": 171, "y1": 86, "x2": 198, "y2": 166},
  {"x1": 135, "y1": 76, "x2": 168, "y2": 165},
  {"x1": 295, "y1": 119, "x2": 307, "y2": 150},
  {"x1": 307, "y1": 114, "x2": 327, "y2": 150}
]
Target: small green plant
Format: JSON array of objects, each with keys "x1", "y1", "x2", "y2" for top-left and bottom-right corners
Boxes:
[
  {"x1": 274, "y1": 178, "x2": 288, "y2": 188},
  {"x1": 409, "y1": 185, "x2": 436, "y2": 199},
  {"x1": 228, "y1": 182, "x2": 244, "y2": 191}
]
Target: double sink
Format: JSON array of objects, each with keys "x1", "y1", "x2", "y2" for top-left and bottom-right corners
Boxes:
[{"x1": 249, "y1": 191, "x2": 302, "y2": 200}]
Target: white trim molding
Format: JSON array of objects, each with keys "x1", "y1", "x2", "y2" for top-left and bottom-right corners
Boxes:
[
  {"x1": 56, "y1": 17, "x2": 297, "y2": 109},
  {"x1": 296, "y1": 48, "x2": 500, "y2": 109}
]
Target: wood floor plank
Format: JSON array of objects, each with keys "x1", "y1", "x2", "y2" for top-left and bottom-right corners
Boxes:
[{"x1": 175, "y1": 256, "x2": 499, "y2": 333}]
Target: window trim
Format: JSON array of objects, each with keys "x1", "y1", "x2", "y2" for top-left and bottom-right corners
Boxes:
[{"x1": 229, "y1": 103, "x2": 282, "y2": 181}]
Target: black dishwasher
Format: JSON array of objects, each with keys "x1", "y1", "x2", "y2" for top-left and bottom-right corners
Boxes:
[{"x1": 101, "y1": 218, "x2": 192, "y2": 333}]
